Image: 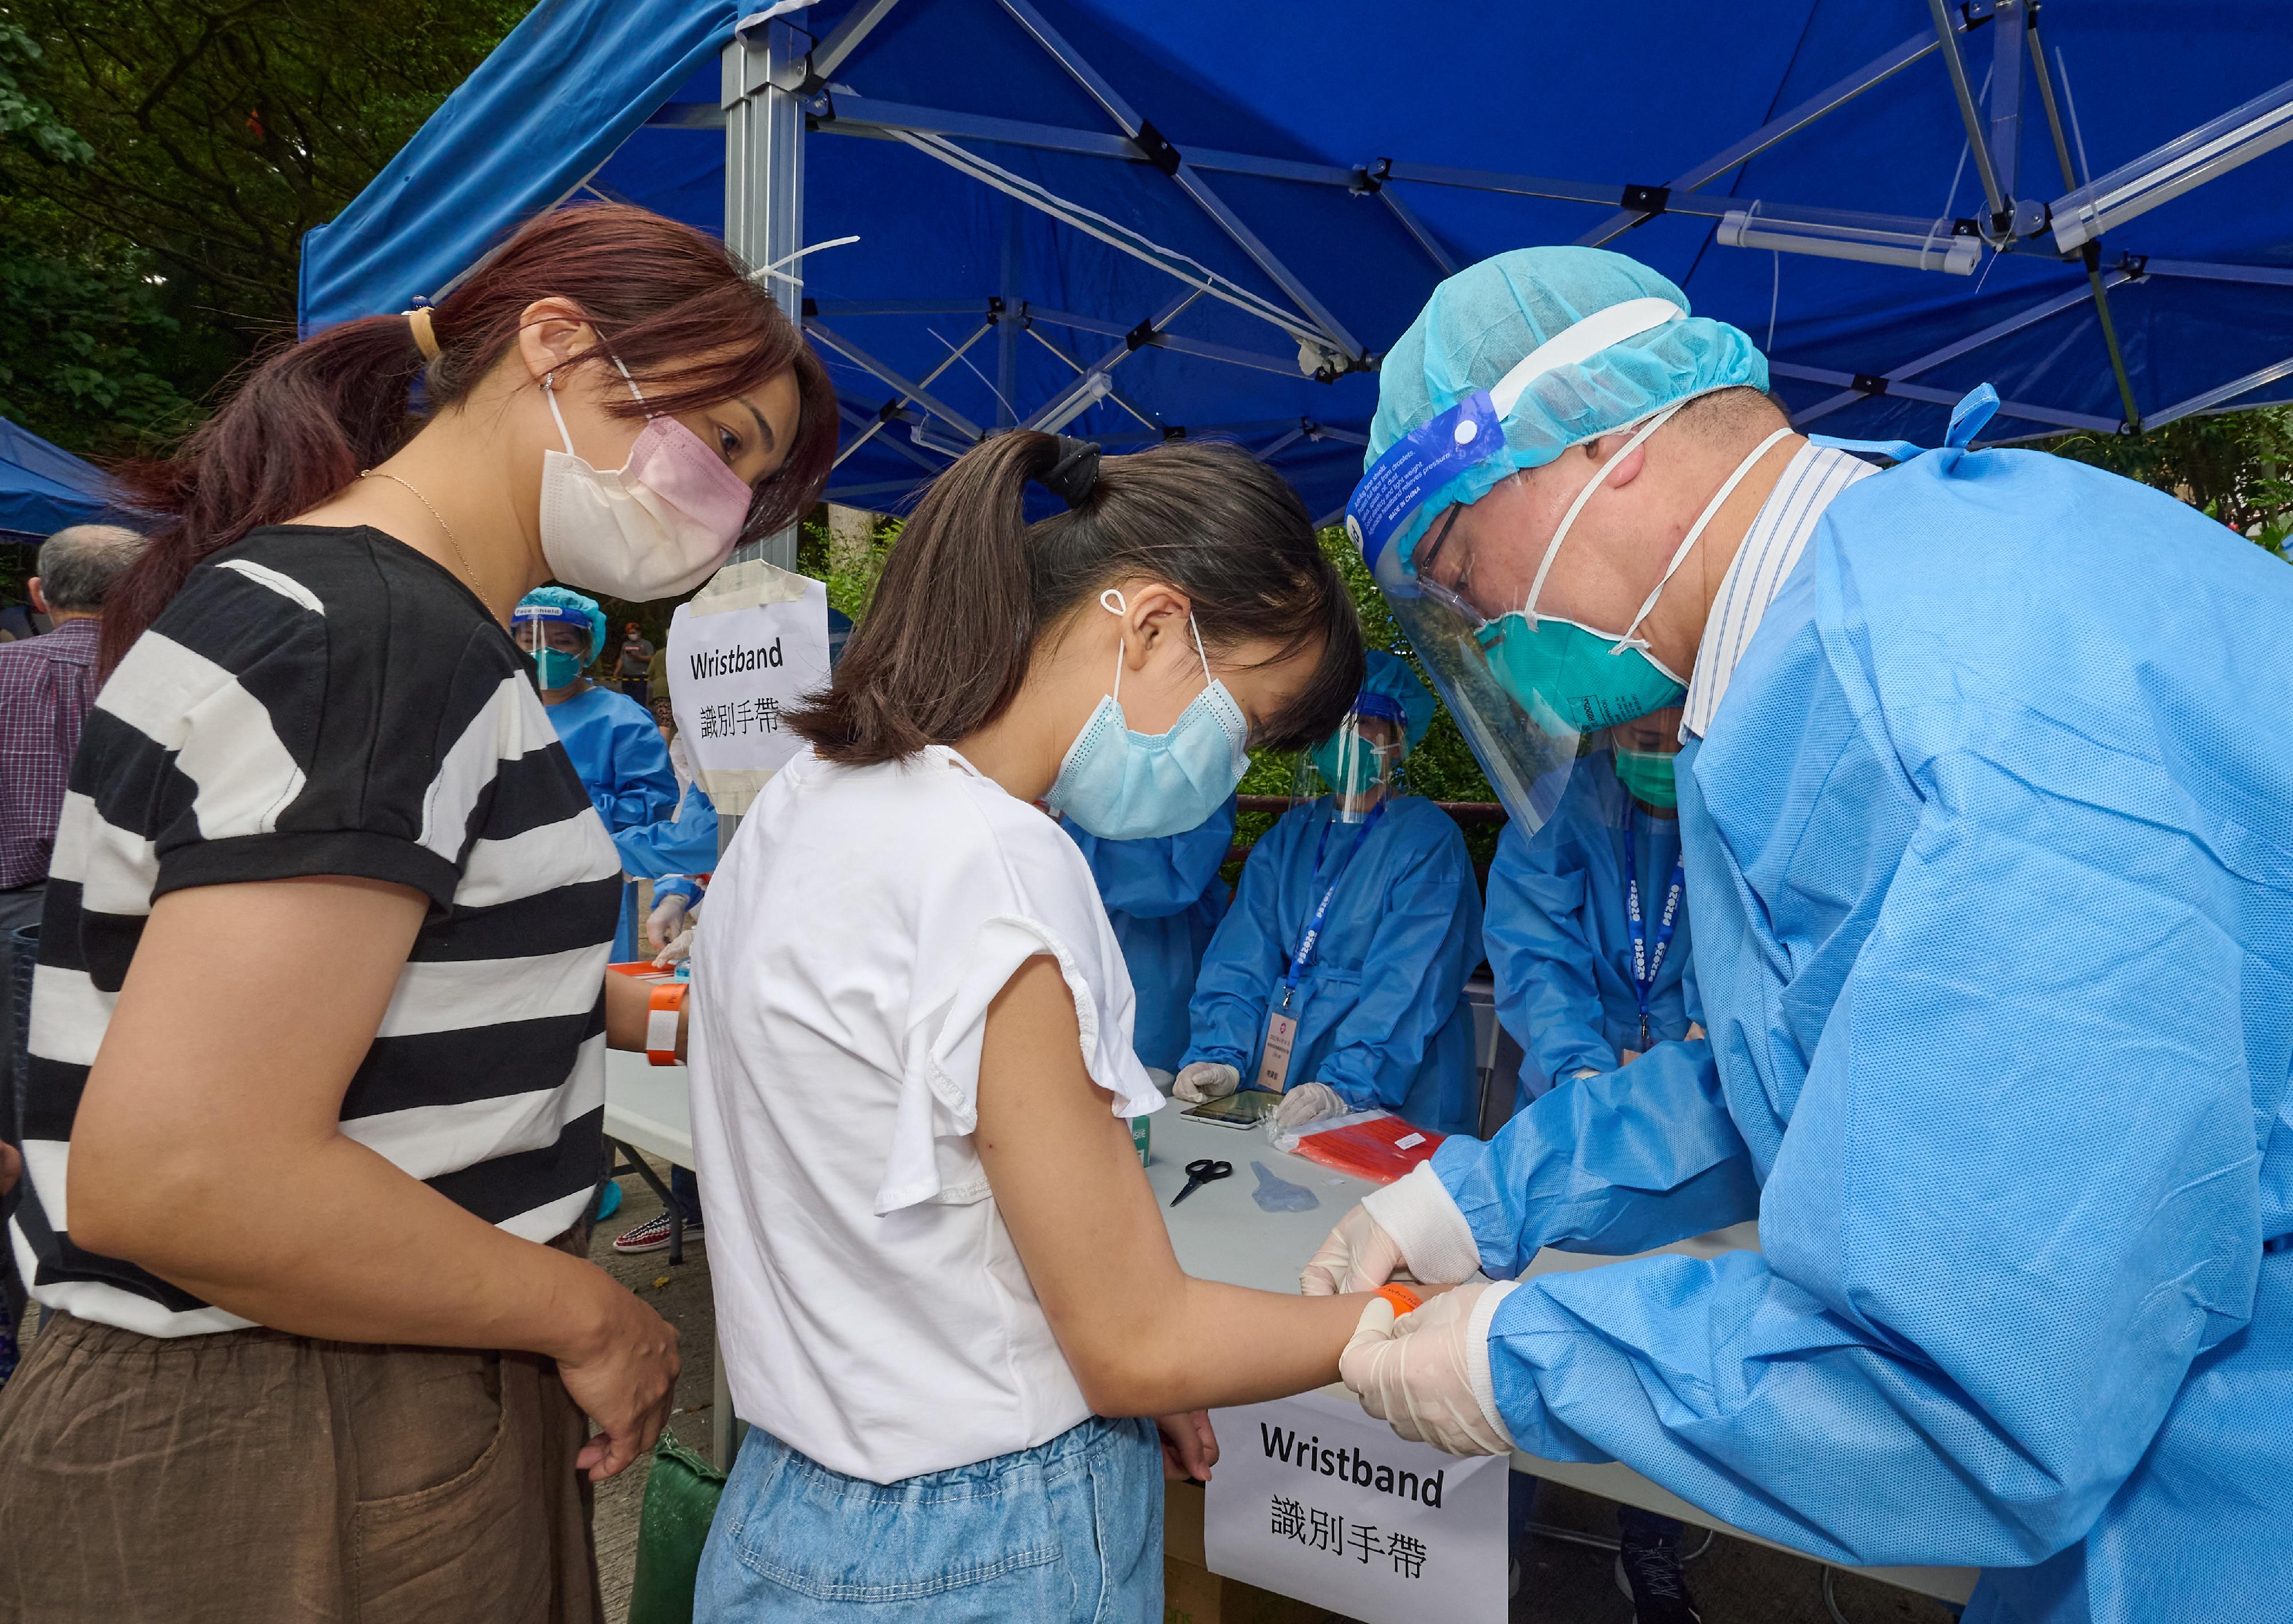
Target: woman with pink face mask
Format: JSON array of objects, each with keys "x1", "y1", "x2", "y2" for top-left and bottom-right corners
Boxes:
[{"x1": 0, "y1": 204, "x2": 834, "y2": 1621}]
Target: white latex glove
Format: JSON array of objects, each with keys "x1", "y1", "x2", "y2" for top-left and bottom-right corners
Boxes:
[
  {"x1": 1300, "y1": 1201, "x2": 1407, "y2": 1296},
  {"x1": 645, "y1": 893, "x2": 690, "y2": 954},
  {"x1": 652, "y1": 923, "x2": 695, "y2": 967},
  {"x1": 1342, "y1": 1283, "x2": 1515, "y2": 1457},
  {"x1": 1172, "y1": 1061, "x2": 1240, "y2": 1103},
  {"x1": 1269, "y1": 1080, "x2": 1345, "y2": 1133}
]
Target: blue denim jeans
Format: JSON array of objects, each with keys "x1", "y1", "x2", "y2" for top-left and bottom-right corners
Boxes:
[{"x1": 696, "y1": 1415, "x2": 1163, "y2": 1623}]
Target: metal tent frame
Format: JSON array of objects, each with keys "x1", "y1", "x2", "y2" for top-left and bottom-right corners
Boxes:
[{"x1": 707, "y1": 0, "x2": 2293, "y2": 558}]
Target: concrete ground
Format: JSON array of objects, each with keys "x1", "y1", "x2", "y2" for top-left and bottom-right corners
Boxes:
[{"x1": 5, "y1": 1164, "x2": 1964, "y2": 1624}]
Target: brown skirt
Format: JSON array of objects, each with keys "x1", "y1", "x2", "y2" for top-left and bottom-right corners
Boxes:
[{"x1": 0, "y1": 1310, "x2": 601, "y2": 1623}]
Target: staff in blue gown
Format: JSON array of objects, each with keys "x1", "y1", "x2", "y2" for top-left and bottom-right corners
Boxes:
[
  {"x1": 515, "y1": 588, "x2": 717, "y2": 961},
  {"x1": 1063, "y1": 798, "x2": 1236, "y2": 1075},
  {"x1": 1485, "y1": 707, "x2": 1695, "y2": 1110},
  {"x1": 1172, "y1": 651, "x2": 1483, "y2": 1137},
  {"x1": 1307, "y1": 245, "x2": 2293, "y2": 1624}
]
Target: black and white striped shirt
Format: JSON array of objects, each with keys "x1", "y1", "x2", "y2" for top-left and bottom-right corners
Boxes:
[{"x1": 8, "y1": 526, "x2": 622, "y2": 1337}]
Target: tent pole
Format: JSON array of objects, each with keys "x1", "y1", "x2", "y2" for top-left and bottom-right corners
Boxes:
[
  {"x1": 2027, "y1": 19, "x2": 2143, "y2": 432},
  {"x1": 710, "y1": 16, "x2": 809, "y2": 932},
  {"x1": 805, "y1": 320, "x2": 985, "y2": 441},
  {"x1": 992, "y1": 0, "x2": 1362, "y2": 366},
  {"x1": 1024, "y1": 290, "x2": 1199, "y2": 433},
  {"x1": 1790, "y1": 272, "x2": 2130, "y2": 428},
  {"x1": 724, "y1": 17, "x2": 807, "y2": 572},
  {"x1": 1575, "y1": 26, "x2": 1949, "y2": 246},
  {"x1": 1986, "y1": 1, "x2": 2028, "y2": 225},
  {"x1": 1925, "y1": 0, "x2": 2008, "y2": 229},
  {"x1": 2142, "y1": 353, "x2": 2293, "y2": 432},
  {"x1": 999, "y1": 204, "x2": 1022, "y2": 428}
]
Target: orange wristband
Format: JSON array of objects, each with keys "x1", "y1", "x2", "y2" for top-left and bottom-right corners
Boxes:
[
  {"x1": 645, "y1": 981, "x2": 687, "y2": 1067},
  {"x1": 1374, "y1": 1282, "x2": 1423, "y2": 1317}
]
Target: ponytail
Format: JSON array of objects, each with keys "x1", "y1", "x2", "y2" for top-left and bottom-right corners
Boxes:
[
  {"x1": 790, "y1": 432, "x2": 1364, "y2": 765},
  {"x1": 104, "y1": 203, "x2": 838, "y2": 674},
  {"x1": 103, "y1": 315, "x2": 431, "y2": 672}
]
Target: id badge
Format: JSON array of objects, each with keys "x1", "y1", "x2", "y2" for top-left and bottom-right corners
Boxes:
[{"x1": 1255, "y1": 1009, "x2": 1298, "y2": 1094}]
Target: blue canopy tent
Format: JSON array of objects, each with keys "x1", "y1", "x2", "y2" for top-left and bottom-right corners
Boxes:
[
  {"x1": 0, "y1": 418, "x2": 128, "y2": 543},
  {"x1": 299, "y1": 0, "x2": 2293, "y2": 551}
]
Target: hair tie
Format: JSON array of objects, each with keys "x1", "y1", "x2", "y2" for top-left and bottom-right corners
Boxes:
[
  {"x1": 1034, "y1": 436, "x2": 1101, "y2": 510},
  {"x1": 404, "y1": 307, "x2": 441, "y2": 361}
]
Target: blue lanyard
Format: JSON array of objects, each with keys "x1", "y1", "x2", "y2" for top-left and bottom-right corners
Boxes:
[
  {"x1": 1280, "y1": 801, "x2": 1386, "y2": 1006},
  {"x1": 1622, "y1": 802, "x2": 1685, "y2": 1050}
]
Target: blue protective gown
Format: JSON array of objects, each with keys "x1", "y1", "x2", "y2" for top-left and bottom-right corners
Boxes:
[
  {"x1": 1184, "y1": 793, "x2": 1482, "y2": 1135},
  {"x1": 1065, "y1": 796, "x2": 1235, "y2": 1073},
  {"x1": 1484, "y1": 753, "x2": 1695, "y2": 1108},
  {"x1": 544, "y1": 683, "x2": 713, "y2": 959},
  {"x1": 1432, "y1": 448, "x2": 2293, "y2": 1623}
]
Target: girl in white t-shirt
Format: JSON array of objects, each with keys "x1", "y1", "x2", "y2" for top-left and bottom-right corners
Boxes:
[{"x1": 688, "y1": 432, "x2": 1392, "y2": 1623}]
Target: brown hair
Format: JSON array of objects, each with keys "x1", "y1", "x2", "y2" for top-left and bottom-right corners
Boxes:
[
  {"x1": 103, "y1": 202, "x2": 837, "y2": 671},
  {"x1": 790, "y1": 432, "x2": 1363, "y2": 765}
]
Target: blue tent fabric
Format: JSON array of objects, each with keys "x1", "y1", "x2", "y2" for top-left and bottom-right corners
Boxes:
[
  {"x1": 299, "y1": 0, "x2": 2293, "y2": 526},
  {"x1": 0, "y1": 419, "x2": 127, "y2": 540}
]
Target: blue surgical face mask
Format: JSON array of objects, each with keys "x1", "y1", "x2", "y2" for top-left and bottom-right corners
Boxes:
[{"x1": 1047, "y1": 589, "x2": 1250, "y2": 840}]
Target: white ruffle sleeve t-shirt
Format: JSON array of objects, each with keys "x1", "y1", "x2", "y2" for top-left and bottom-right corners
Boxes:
[{"x1": 687, "y1": 745, "x2": 1165, "y2": 1483}]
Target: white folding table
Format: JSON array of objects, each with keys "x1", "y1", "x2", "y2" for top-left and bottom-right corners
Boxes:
[{"x1": 602, "y1": 1052, "x2": 1975, "y2": 1606}]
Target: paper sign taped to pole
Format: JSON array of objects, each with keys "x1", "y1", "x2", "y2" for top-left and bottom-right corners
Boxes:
[
  {"x1": 1204, "y1": 1388, "x2": 1508, "y2": 1624},
  {"x1": 666, "y1": 558, "x2": 829, "y2": 815}
]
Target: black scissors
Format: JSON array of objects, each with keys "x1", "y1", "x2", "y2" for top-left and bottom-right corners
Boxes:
[{"x1": 1170, "y1": 1157, "x2": 1233, "y2": 1207}]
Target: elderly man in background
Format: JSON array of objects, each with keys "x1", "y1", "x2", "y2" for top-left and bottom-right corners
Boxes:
[{"x1": 0, "y1": 526, "x2": 146, "y2": 1215}]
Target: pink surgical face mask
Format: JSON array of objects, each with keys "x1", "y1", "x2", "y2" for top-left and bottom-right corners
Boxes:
[{"x1": 536, "y1": 359, "x2": 757, "y2": 601}]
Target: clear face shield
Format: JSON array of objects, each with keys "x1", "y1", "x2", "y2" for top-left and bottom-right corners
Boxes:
[
  {"x1": 1295, "y1": 705, "x2": 1406, "y2": 823},
  {"x1": 1346, "y1": 296, "x2": 1790, "y2": 832},
  {"x1": 511, "y1": 605, "x2": 595, "y2": 691}
]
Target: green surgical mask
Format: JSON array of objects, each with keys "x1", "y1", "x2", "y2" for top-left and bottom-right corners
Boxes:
[
  {"x1": 1310, "y1": 731, "x2": 1391, "y2": 797},
  {"x1": 1473, "y1": 614, "x2": 1687, "y2": 734},
  {"x1": 1613, "y1": 746, "x2": 1677, "y2": 810},
  {"x1": 534, "y1": 646, "x2": 586, "y2": 690}
]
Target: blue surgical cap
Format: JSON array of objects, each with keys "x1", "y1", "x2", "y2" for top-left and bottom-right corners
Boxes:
[
  {"x1": 1366, "y1": 246, "x2": 1768, "y2": 570},
  {"x1": 516, "y1": 585, "x2": 607, "y2": 659},
  {"x1": 1356, "y1": 649, "x2": 1437, "y2": 753}
]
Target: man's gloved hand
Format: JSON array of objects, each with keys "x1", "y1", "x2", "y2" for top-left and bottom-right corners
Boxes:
[
  {"x1": 645, "y1": 893, "x2": 690, "y2": 954},
  {"x1": 1269, "y1": 1081, "x2": 1345, "y2": 1133},
  {"x1": 1342, "y1": 1283, "x2": 1515, "y2": 1457},
  {"x1": 652, "y1": 923, "x2": 696, "y2": 967},
  {"x1": 1172, "y1": 1062, "x2": 1240, "y2": 1103},
  {"x1": 1300, "y1": 1201, "x2": 1406, "y2": 1296}
]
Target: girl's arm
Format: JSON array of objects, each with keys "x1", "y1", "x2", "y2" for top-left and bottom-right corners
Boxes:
[
  {"x1": 69, "y1": 876, "x2": 680, "y2": 1481},
  {"x1": 976, "y1": 955, "x2": 1373, "y2": 1417}
]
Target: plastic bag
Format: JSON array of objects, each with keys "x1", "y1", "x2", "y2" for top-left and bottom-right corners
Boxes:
[
  {"x1": 1273, "y1": 1109, "x2": 1445, "y2": 1185},
  {"x1": 627, "y1": 1430, "x2": 727, "y2": 1624}
]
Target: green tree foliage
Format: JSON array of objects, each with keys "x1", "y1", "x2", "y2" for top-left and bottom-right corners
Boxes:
[
  {"x1": 2048, "y1": 407, "x2": 2293, "y2": 559},
  {"x1": 0, "y1": 0, "x2": 523, "y2": 456}
]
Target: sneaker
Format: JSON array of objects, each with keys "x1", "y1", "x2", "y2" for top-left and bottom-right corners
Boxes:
[
  {"x1": 1615, "y1": 1543, "x2": 1702, "y2": 1624},
  {"x1": 612, "y1": 1210, "x2": 702, "y2": 1255}
]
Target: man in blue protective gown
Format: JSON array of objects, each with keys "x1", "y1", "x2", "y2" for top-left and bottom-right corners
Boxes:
[
  {"x1": 1063, "y1": 796, "x2": 1237, "y2": 1076},
  {"x1": 1171, "y1": 651, "x2": 1484, "y2": 1138},
  {"x1": 1304, "y1": 245, "x2": 2293, "y2": 1624},
  {"x1": 1486, "y1": 706, "x2": 1696, "y2": 1110},
  {"x1": 514, "y1": 587, "x2": 717, "y2": 962}
]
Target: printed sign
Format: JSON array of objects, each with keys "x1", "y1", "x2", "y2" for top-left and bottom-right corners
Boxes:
[
  {"x1": 666, "y1": 561, "x2": 829, "y2": 814},
  {"x1": 1204, "y1": 1389, "x2": 1508, "y2": 1624}
]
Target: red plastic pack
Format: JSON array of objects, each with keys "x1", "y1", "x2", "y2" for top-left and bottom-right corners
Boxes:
[{"x1": 1287, "y1": 1112, "x2": 1445, "y2": 1185}]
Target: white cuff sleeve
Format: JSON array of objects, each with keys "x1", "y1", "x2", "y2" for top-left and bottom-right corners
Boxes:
[
  {"x1": 1466, "y1": 1280, "x2": 1520, "y2": 1450},
  {"x1": 1360, "y1": 1160, "x2": 1482, "y2": 1283}
]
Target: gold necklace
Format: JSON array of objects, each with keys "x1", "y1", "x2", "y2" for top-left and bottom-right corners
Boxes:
[{"x1": 359, "y1": 468, "x2": 491, "y2": 613}]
